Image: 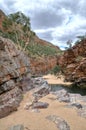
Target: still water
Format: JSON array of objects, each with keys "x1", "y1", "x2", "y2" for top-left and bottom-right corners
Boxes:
[{"x1": 50, "y1": 84, "x2": 86, "y2": 96}]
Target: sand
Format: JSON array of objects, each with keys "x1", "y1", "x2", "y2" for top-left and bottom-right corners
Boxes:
[
  {"x1": 43, "y1": 74, "x2": 72, "y2": 85},
  {"x1": 0, "y1": 75, "x2": 86, "y2": 130},
  {"x1": 0, "y1": 90, "x2": 86, "y2": 130}
]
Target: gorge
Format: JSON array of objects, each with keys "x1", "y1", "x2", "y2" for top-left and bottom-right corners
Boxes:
[{"x1": 0, "y1": 10, "x2": 86, "y2": 130}]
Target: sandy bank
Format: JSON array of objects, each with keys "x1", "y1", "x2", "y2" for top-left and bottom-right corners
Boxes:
[{"x1": 43, "y1": 74, "x2": 72, "y2": 86}]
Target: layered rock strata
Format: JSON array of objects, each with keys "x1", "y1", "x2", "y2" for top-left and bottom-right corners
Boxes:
[{"x1": 0, "y1": 36, "x2": 30, "y2": 118}]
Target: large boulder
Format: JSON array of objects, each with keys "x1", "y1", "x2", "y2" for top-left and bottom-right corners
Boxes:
[
  {"x1": 32, "y1": 77, "x2": 50, "y2": 100},
  {"x1": 0, "y1": 88, "x2": 22, "y2": 118}
]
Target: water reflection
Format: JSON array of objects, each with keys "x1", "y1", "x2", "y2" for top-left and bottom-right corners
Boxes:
[{"x1": 50, "y1": 84, "x2": 86, "y2": 96}]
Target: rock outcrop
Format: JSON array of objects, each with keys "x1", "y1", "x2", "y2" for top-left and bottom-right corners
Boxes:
[
  {"x1": 58, "y1": 39, "x2": 86, "y2": 87},
  {"x1": 30, "y1": 56, "x2": 57, "y2": 75},
  {"x1": 0, "y1": 36, "x2": 30, "y2": 118}
]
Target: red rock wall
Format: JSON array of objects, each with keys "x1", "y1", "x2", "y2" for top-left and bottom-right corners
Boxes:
[{"x1": 30, "y1": 56, "x2": 57, "y2": 75}]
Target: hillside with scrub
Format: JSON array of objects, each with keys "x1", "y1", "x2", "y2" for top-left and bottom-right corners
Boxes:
[{"x1": 0, "y1": 10, "x2": 63, "y2": 75}]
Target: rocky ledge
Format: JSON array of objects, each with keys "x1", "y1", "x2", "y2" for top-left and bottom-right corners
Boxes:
[{"x1": 52, "y1": 89, "x2": 86, "y2": 119}]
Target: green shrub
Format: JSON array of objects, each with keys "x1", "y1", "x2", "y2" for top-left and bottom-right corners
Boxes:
[
  {"x1": 26, "y1": 43, "x2": 59, "y2": 56},
  {"x1": 75, "y1": 56, "x2": 83, "y2": 62},
  {"x1": 51, "y1": 65, "x2": 62, "y2": 75}
]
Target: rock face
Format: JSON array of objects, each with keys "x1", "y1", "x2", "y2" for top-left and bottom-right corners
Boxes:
[
  {"x1": 30, "y1": 56, "x2": 57, "y2": 75},
  {"x1": 58, "y1": 39, "x2": 86, "y2": 87},
  {"x1": 0, "y1": 36, "x2": 30, "y2": 118}
]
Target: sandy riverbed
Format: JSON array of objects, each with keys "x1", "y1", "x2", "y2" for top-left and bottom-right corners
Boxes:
[
  {"x1": 0, "y1": 75, "x2": 86, "y2": 130},
  {"x1": 0, "y1": 90, "x2": 86, "y2": 130},
  {"x1": 43, "y1": 74, "x2": 72, "y2": 85}
]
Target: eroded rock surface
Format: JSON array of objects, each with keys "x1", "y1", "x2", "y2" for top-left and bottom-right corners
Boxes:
[
  {"x1": 58, "y1": 39, "x2": 86, "y2": 87},
  {"x1": 32, "y1": 77, "x2": 50, "y2": 100},
  {"x1": 0, "y1": 36, "x2": 30, "y2": 118},
  {"x1": 46, "y1": 115, "x2": 70, "y2": 130}
]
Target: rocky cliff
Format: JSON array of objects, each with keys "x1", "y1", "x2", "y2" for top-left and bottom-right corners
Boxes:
[
  {"x1": 0, "y1": 36, "x2": 31, "y2": 118},
  {"x1": 58, "y1": 39, "x2": 86, "y2": 87},
  {"x1": 30, "y1": 56, "x2": 57, "y2": 75}
]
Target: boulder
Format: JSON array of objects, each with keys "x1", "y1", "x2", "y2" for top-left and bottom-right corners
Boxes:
[
  {"x1": 46, "y1": 115, "x2": 70, "y2": 130},
  {"x1": 0, "y1": 87, "x2": 22, "y2": 118},
  {"x1": 70, "y1": 103, "x2": 83, "y2": 109},
  {"x1": 9, "y1": 124, "x2": 24, "y2": 130},
  {"x1": 55, "y1": 89, "x2": 70, "y2": 103},
  {"x1": 32, "y1": 101, "x2": 49, "y2": 109},
  {"x1": 32, "y1": 77, "x2": 50, "y2": 100}
]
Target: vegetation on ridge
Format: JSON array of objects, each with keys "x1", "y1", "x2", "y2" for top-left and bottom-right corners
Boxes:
[{"x1": 0, "y1": 11, "x2": 62, "y2": 57}]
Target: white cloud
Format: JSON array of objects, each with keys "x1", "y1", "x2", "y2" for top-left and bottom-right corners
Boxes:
[{"x1": 0, "y1": 0, "x2": 86, "y2": 49}]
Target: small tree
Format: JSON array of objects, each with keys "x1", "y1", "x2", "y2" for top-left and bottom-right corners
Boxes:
[
  {"x1": 3, "y1": 12, "x2": 31, "y2": 51},
  {"x1": 8, "y1": 12, "x2": 31, "y2": 30},
  {"x1": 2, "y1": 17, "x2": 12, "y2": 30},
  {"x1": 51, "y1": 65, "x2": 62, "y2": 75},
  {"x1": 66, "y1": 39, "x2": 72, "y2": 48}
]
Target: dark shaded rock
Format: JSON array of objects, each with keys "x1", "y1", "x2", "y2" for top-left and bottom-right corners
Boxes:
[
  {"x1": 0, "y1": 80, "x2": 15, "y2": 94},
  {"x1": 32, "y1": 101, "x2": 49, "y2": 109},
  {"x1": 0, "y1": 39, "x2": 5, "y2": 50},
  {"x1": 46, "y1": 115, "x2": 70, "y2": 130},
  {"x1": 70, "y1": 103, "x2": 83, "y2": 109},
  {"x1": 24, "y1": 101, "x2": 49, "y2": 110},
  {"x1": 20, "y1": 77, "x2": 34, "y2": 92},
  {"x1": 9, "y1": 124, "x2": 24, "y2": 130}
]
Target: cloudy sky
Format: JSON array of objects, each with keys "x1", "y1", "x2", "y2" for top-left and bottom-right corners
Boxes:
[{"x1": 0, "y1": 0, "x2": 86, "y2": 49}]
